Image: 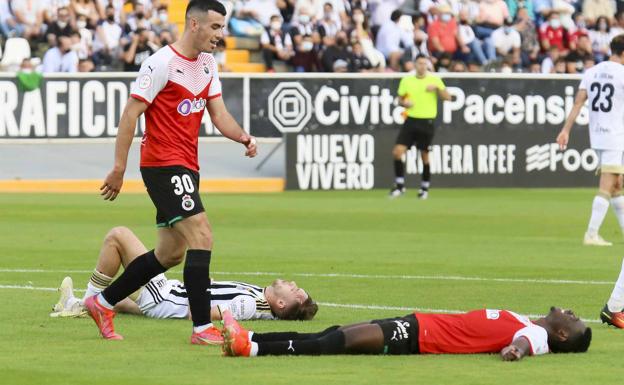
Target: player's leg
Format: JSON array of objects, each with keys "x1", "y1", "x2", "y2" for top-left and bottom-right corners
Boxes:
[
  {"x1": 390, "y1": 143, "x2": 409, "y2": 197},
  {"x1": 418, "y1": 148, "x2": 431, "y2": 199},
  {"x1": 601, "y1": 257, "x2": 624, "y2": 328},
  {"x1": 610, "y1": 173, "x2": 624, "y2": 236},
  {"x1": 584, "y1": 171, "x2": 617, "y2": 246},
  {"x1": 171, "y1": 213, "x2": 216, "y2": 343},
  {"x1": 84, "y1": 226, "x2": 149, "y2": 299},
  {"x1": 416, "y1": 119, "x2": 434, "y2": 200}
]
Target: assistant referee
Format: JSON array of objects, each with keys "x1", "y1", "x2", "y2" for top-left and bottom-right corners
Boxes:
[{"x1": 390, "y1": 54, "x2": 451, "y2": 199}]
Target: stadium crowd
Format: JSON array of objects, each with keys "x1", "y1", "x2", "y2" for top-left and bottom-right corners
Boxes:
[{"x1": 1, "y1": 0, "x2": 624, "y2": 73}]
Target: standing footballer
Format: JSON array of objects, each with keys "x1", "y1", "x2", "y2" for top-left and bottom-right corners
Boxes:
[
  {"x1": 85, "y1": 0, "x2": 257, "y2": 345},
  {"x1": 557, "y1": 35, "x2": 624, "y2": 247},
  {"x1": 390, "y1": 54, "x2": 451, "y2": 199}
]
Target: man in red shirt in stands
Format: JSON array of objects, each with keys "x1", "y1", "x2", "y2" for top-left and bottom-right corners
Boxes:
[
  {"x1": 222, "y1": 306, "x2": 591, "y2": 360},
  {"x1": 539, "y1": 11, "x2": 569, "y2": 53},
  {"x1": 427, "y1": 5, "x2": 459, "y2": 59}
]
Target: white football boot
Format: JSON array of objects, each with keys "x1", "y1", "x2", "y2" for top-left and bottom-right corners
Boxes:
[
  {"x1": 583, "y1": 232, "x2": 613, "y2": 246},
  {"x1": 50, "y1": 276, "x2": 86, "y2": 317}
]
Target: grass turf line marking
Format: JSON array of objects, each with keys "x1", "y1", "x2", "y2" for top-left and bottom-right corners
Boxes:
[
  {"x1": 0, "y1": 268, "x2": 615, "y2": 286},
  {"x1": 0, "y1": 284, "x2": 603, "y2": 324}
]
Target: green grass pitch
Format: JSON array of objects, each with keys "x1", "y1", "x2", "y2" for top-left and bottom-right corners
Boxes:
[{"x1": 1, "y1": 189, "x2": 624, "y2": 384}]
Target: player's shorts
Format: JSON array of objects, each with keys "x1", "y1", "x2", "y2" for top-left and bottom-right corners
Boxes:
[
  {"x1": 396, "y1": 117, "x2": 435, "y2": 150},
  {"x1": 595, "y1": 150, "x2": 624, "y2": 174},
  {"x1": 135, "y1": 277, "x2": 190, "y2": 319},
  {"x1": 140, "y1": 166, "x2": 205, "y2": 227},
  {"x1": 370, "y1": 313, "x2": 420, "y2": 355}
]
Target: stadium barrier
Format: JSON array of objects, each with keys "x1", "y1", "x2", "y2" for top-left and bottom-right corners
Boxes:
[{"x1": 0, "y1": 73, "x2": 594, "y2": 190}]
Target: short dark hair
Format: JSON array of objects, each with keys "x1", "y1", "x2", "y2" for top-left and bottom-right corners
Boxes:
[
  {"x1": 278, "y1": 296, "x2": 319, "y2": 321},
  {"x1": 391, "y1": 9, "x2": 402, "y2": 22},
  {"x1": 185, "y1": 0, "x2": 226, "y2": 19},
  {"x1": 610, "y1": 34, "x2": 624, "y2": 56},
  {"x1": 550, "y1": 327, "x2": 592, "y2": 353},
  {"x1": 415, "y1": 53, "x2": 428, "y2": 61}
]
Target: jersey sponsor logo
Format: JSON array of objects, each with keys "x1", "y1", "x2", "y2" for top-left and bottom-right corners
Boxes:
[
  {"x1": 181, "y1": 194, "x2": 195, "y2": 211},
  {"x1": 177, "y1": 98, "x2": 207, "y2": 116},
  {"x1": 390, "y1": 320, "x2": 410, "y2": 341},
  {"x1": 204, "y1": 66, "x2": 210, "y2": 74},
  {"x1": 138, "y1": 74, "x2": 152, "y2": 89}
]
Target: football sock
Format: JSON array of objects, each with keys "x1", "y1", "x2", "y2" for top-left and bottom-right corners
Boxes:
[
  {"x1": 84, "y1": 269, "x2": 113, "y2": 300},
  {"x1": 251, "y1": 326, "x2": 341, "y2": 343},
  {"x1": 611, "y1": 195, "x2": 624, "y2": 232},
  {"x1": 393, "y1": 160, "x2": 405, "y2": 188},
  {"x1": 100, "y1": 249, "x2": 166, "y2": 309},
  {"x1": 587, "y1": 193, "x2": 610, "y2": 236},
  {"x1": 184, "y1": 249, "x2": 212, "y2": 328},
  {"x1": 422, "y1": 164, "x2": 431, "y2": 186},
  {"x1": 256, "y1": 330, "x2": 346, "y2": 356},
  {"x1": 608, "y1": 257, "x2": 624, "y2": 312}
]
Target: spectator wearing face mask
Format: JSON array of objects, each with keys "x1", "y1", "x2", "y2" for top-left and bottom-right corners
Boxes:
[
  {"x1": 317, "y1": 2, "x2": 340, "y2": 38},
  {"x1": 427, "y1": 5, "x2": 460, "y2": 61},
  {"x1": 46, "y1": 6, "x2": 75, "y2": 46},
  {"x1": 289, "y1": 6, "x2": 321, "y2": 71},
  {"x1": 539, "y1": 11, "x2": 568, "y2": 53},
  {"x1": 42, "y1": 35, "x2": 79, "y2": 73},
  {"x1": 491, "y1": 18, "x2": 521, "y2": 67},
  {"x1": 589, "y1": 16, "x2": 612, "y2": 62},
  {"x1": 151, "y1": 5, "x2": 179, "y2": 40},
  {"x1": 125, "y1": 2, "x2": 151, "y2": 33},
  {"x1": 321, "y1": 31, "x2": 353, "y2": 72},
  {"x1": 261, "y1": 15, "x2": 294, "y2": 72},
  {"x1": 93, "y1": 4, "x2": 123, "y2": 67}
]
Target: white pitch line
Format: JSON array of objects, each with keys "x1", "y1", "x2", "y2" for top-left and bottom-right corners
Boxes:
[
  {"x1": 0, "y1": 284, "x2": 602, "y2": 323},
  {"x1": 0, "y1": 268, "x2": 614, "y2": 286}
]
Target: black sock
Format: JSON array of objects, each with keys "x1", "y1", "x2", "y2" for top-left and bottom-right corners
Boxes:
[
  {"x1": 251, "y1": 326, "x2": 341, "y2": 343},
  {"x1": 184, "y1": 249, "x2": 212, "y2": 327},
  {"x1": 257, "y1": 330, "x2": 346, "y2": 356},
  {"x1": 393, "y1": 159, "x2": 405, "y2": 188},
  {"x1": 101, "y1": 250, "x2": 166, "y2": 306},
  {"x1": 422, "y1": 164, "x2": 431, "y2": 189}
]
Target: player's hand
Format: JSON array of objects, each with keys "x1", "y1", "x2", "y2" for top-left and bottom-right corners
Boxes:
[
  {"x1": 241, "y1": 134, "x2": 258, "y2": 158},
  {"x1": 500, "y1": 345, "x2": 522, "y2": 361},
  {"x1": 556, "y1": 130, "x2": 569, "y2": 150},
  {"x1": 100, "y1": 169, "x2": 124, "y2": 201},
  {"x1": 426, "y1": 85, "x2": 438, "y2": 92}
]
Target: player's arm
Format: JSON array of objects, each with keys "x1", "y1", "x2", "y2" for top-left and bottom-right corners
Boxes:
[
  {"x1": 557, "y1": 89, "x2": 587, "y2": 150},
  {"x1": 398, "y1": 94, "x2": 412, "y2": 108},
  {"x1": 206, "y1": 97, "x2": 257, "y2": 158},
  {"x1": 500, "y1": 337, "x2": 531, "y2": 361},
  {"x1": 100, "y1": 98, "x2": 148, "y2": 201}
]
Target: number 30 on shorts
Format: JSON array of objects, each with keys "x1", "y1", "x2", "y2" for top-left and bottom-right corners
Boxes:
[{"x1": 170, "y1": 174, "x2": 195, "y2": 195}]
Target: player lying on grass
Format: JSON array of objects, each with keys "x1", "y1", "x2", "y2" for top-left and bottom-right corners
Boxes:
[
  {"x1": 51, "y1": 227, "x2": 317, "y2": 341},
  {"x1": 220, "y1": 306, "x2": 591, "y2": 360}
]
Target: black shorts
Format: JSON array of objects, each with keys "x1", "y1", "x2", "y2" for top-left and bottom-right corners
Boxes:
[
  {"x1": 371, "y1": 313, "x2": 420, "y2": 355},
  {"x1": 140, "y1": 166, "x2": 205, "y2": 227},
  {"x1": 396, "y1": 117, "x2": 435, "y2": 150}
]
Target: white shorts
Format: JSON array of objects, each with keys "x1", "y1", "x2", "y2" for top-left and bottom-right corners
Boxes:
[
  {"x1": 595, "y1": 150, "x2": 624, "y2": 174},
  {"x1": 135, "y1": 278, "x2": 189, "y2": 319}
]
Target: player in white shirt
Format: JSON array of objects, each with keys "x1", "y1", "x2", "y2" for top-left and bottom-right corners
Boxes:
[
  {"x1": 51, "y1": 227, "x2": 318, "y2": 342},
  {"x1": 557, "y1": 34, "x2": 624, "y2": 246}
]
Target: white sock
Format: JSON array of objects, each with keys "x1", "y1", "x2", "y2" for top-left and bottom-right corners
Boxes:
[
  {"x1": 587, "y1": 195, "x2": 610, "y2": 236},
  {"x1": 249, "y1": 342, "x2": 259, "y2": 356},
  {"x1": 608, "y1": 258, "x2": 624, "y2": 312},
  {"x1": 611, "y1": 195, "x2": 624, "y2": 232},
  {"x1": 395, "y1": 177, "x2": 405, "y2": 185},
  {"x1": 193, "y1": 323, "x2": 213, "y2": 333},
  {"x1": 83, "y1": 282, "x2": 103, "y2": 301},
  {"x1": 96, "y1": 293, "x2": 114, "y2": 310}
]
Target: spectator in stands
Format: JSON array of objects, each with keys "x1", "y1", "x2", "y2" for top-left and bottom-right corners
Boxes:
[
  {"x1": 157, "y1": 29, "x2": 173, "y2": 47},
  {"x1": 427, "y1": 5, "x2": 459, "y2": 61},
  {"x1": 231, "y1": 0, "x2": 280, "y2": 37},
  {"x1": 261, "y1": 14, "x2": 293, "y2": 72},
  {"x1": 349, "y1": 7, "x2": 385, "y2": 69},
  {"x1": 46, "y1": 6, "x2": 75, "y2": 47},
  {"x1": 71, "y1": 27, "x2": 91, "y2": 60},
  {"x1": 370, "y1": 0, "x2": 405, "y2": 29},
  {"x1": 321, "y1": 31, "x2": 353, "y2": 71},
  {"x1": 564, "y1": 33, "x2": 593, "y2": 72},
  {"x1": 541, "y1": 45, "x2": 560, "y2": 72},
  {"x1": 589, "y1": 15, "x2": 612, "y2": 62},
  {"x1": 277, "y1": 0, "x2": 295, "y2": 31},
  {"x1": 125, "y1": 1, "x2": 151, "y2": 33},
  {"x1": 0, "y1": 0, "x2": 24, "y2": 38},
  {"x1": 11, "y1": 0, "x2": 46, "y2": 40},
  {"x1": 529, "y1": 59, "x2": 541, "y2": 72},
  {"x1": 532, "y1": 0, "x2": 553, "y2": 25},
  {"x1": 70, "y1": 0, "x2": 101, "y2": 27},
  {"x1": 92, "y1": 4, "x2": 123, "y2": 68},
  {"x1": 567, "y1": 12, "x2": 589, "y2": 50},
  {"x1": 582, "y1": 0, "x2": 616, "y2": 26},
  {"x1": 78, "y1": 57, "x2": 95, "y2": 71},
  {"x1": 457, "y1": 8, "x2": 489, "y2": 65},
  {"x1": 539, "y1": 11, "x2": 568, "y2": 53},
  {"x1": 151, "y1": 4, "x2": 179, "y2": 40},
  {"x1": 515, "y1": 7, "x2": 540, "y2": 67},
  {"x1": 121, "y1": 28, "x2": 156, "y2": 72},
  {"x1": 403, "y1": 15, "x2": 430, "y2": 71},
  {"x1": 351, "y1": 41, "x2": 374, "y2": 72},
  {"x1": 289, "y1": 5, "x2": 321, "y2": 71},
  {"x1": 96, "y1": 0, "x2": 123, "y2": 24},
  {"x1": 375, "y1": 9, "x2": 412, "y2": 71},
  {"x1": 474, "y1": 0, "x2": 510, "y2": 42},
  {"x1": 315, "y1": 0, "x2": 348, "y2": 27},
  {"x1": 554, "y1": 56, "x2": 567, "y2": 72},
  {"x1": 507, "y1": 0, "x2": 536, "y2": 21},
  {"x1": 450, "y1": 60, "x2": 467, "y2": 71},
  {"x1": 435, "y1": 52, "x2": 453, "y2": 72},
  {"x1": 492, "y1": 18, "x2": 521, "y2": 67},
  {"x1": 317, "y1": 2, "x2": 341, "y2": 38},
  {"x1": 42, "y1": 35, "x2": 78, "y2": 72}
]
